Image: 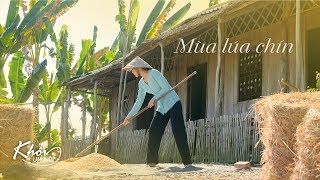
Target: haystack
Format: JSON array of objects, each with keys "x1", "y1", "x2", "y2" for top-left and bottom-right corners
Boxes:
[
  {"x1": 253, "y1": 92, "x2": 320, "y2": 180},
  {"x1": 0, "y1": 105, "x2": 34, "y2": 172},
  {"x1": 291, "y1": 108, "x2": 320, "y2": 180},
  {"x1": 52, "y1": 153, "x2": 121, "y2": 171}
]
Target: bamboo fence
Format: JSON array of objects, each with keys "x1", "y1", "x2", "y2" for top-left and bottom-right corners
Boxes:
[{"x1": 112, "y1": 112, "x2": 262, "y2": 164}]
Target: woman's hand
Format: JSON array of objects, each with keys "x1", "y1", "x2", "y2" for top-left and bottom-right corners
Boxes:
[
  {"x1": 148, "y1": 97, "x2": 156, "y2": 108},
  {"x1": 122, "y1": 119, "x2": 131, "y2": 126}
]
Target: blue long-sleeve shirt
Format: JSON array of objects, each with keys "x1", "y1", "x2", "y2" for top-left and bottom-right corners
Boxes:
[{"x1": 125, "y1": 69, "x2": 180, "y2": 119}]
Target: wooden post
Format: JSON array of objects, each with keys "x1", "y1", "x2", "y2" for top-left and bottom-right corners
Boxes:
[
  {"x1": 64, "y1": 87, "x2": 71, "y2": 141},
  {"x1": 159, "y1": 42, "x2": 165, "y2": 74},
  {"x1": 81, "y1": 92, "x2": 86, "y2": 142},
  {"x1": 295, "y1": 0, "x2": 304, "y2": 90},
  {"x1": 63, "y1": 87, "x2": 71, "y2": 158},
  {"x1": 215, "y1": 19, "x2": 224, "y2": 117},
  {"x1": 281, "y1": 1, "x2": 290, "y2": 92},
  {"x1": 120, "y1": 72, "x2": 127, "y2": 121},
  {"x1": 93, "y1": 80, "x2": 98, "y2": 145}
]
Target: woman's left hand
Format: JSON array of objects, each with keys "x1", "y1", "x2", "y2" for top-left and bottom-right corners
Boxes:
[{"x1": 148, "y1": 98, "x2": 155, "y2": 108}]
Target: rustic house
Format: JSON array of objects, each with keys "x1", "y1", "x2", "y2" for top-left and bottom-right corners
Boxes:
[{"x1": 63, "y1": 0, "x2": 320, "y2": 163}]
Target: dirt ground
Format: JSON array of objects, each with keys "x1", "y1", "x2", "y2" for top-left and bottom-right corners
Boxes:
[{"x1": 0, "y1": 163, "x2": 261, "y2": 180}]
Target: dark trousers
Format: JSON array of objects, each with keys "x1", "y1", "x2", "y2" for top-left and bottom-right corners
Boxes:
[{"x1": 147, "y1": 101, "x2": 192, "y2": 165}]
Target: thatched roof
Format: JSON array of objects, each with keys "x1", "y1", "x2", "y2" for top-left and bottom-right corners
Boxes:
[{"x1": 62, "y1": 0, "x2": 256, "y2": 95}]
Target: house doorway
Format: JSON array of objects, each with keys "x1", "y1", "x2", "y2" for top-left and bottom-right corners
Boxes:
[
  {"x1": 187, "y1": 63, "x2": 207, "y2": 156},
  {"x1": 307, "y1": 27, "x2": 320, "y2": 88},
  {"x1": 187, "y1": 63, "x2": 207, "y2": 121}
]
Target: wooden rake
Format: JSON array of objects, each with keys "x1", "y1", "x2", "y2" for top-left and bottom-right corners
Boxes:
[{"x1": 72, "y1": 71, "x2": 197, "y2": 159}]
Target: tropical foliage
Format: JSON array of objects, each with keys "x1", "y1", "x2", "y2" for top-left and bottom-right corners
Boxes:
[
  {"x1": 0, "y1": 0, "x2": 78, "y2": 97},
  {"x1": 307, "y1": 72, "x2": 320, "y2": 92}
]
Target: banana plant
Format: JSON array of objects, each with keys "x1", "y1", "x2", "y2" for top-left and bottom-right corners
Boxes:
[
  {"x1": 0, "y1": 51, "x2": 47, "y2": 104},
  {"x1": 38, "y1": 76, "x2": 60, "y2": 146},
  {"x1": 22, "y1": 0, "x2": 77, "y2": 122},
  {"x1": 0, "y1": 0, "x2": 78, "y2": 95},
  {"x1": 43, "y1": 25, "x2": 75, "y2": 148}
]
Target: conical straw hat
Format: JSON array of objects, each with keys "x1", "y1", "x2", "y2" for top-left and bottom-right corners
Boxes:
[{"x1": 123, "y1": 56, "x2": 152, "y2": 71}]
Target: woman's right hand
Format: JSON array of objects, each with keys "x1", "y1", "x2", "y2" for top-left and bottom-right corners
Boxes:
[{"x1": 122, "y1": 119, "x2": 131, "y2": 126}]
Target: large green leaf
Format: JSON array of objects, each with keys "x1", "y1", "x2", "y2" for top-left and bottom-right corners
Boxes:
[
  {"x1": 56, "y1": 25, "x2": 71, "y2": 84},
  {"x1": 43, "y1": 17, "x2": 57, "y2": 44},
  {"x1": 0, "y1": 68, "x2": 7, "y2": 89},
  {"x1": 89, "y1": 26, "x2": 98, "y2": 71},
  {"x1": 57, "y1": 25, "x2": 69, "y2": 66},
  {"x1": 37, "y1": 16, "x2": 54, "y2": 44},
  {"x1": 0, "y1": 24, "x2": 4, "y2": 36},
  {"x1": 5, "y1": 0, "x2": 21, "y2": 28},
  {"x1": 52, "y1": 93, "x2": 61, "y2": 113},
  {"x1": 48, "y1": 80, "x2": 60, "y2": 102},
  {"x1": 136, "y1": 0, "x2": 165, "y2": 46},
  {"x1": 116, "y1": 0, "x2": 128, "y2": 32},
  {"x1": 29, "y1": 0, "x2": 39, "y2": 9},
  {"x1": 49, "y1": 129, "x2": 61, "y2": 148},
  {"x1": 24, "y1": 2, "x2": 55, "y2": 44},
  {"x1": 147, "y1": 0, "x2": 176, "y2": 39},
  {"x1": 52, "y1": 0, "x2": 78, "y2": 17},
  {"x1": 69, "y1": 44, "x2": 75, "y2": 67},
  {"x1": 162, "y1": 3, "x2": 190, "y2": 31},
  {"x1": 9, "y1": 51, "x2": 26, "y2": 98},
  {"x1": 111, "y1": 32, "x2": 120, "y2": 52},
  {"x1": 57, "y1": 62, "x2": 71, "y2": 84},
  {"x1": 0, "y1": 96, "x2": 13, "y2": 104},
  {"x1": 118, "y1": 30, "x2": 127, "y2": 54},
  {"x1": 38, "y1": 73, "x2": 49, "y2": 102},
  {"x1": 34, "y1": 122, "x2": 50, "y2": 144},
  {"x1": 75, "y1": 39, "x2": 93, "y2": 75},
  {"x1": 15, "y1": 0, "x2": 48, "y2": 40},
  {"x1": 16, "y1": 59, "x2": 47, "y2": 103},
  {"x1": 126, "y1": 0, "x2": 140, "y2": 52},
  {"x1": 1, "y1": 15, "x2": 20, "y2": 48}
]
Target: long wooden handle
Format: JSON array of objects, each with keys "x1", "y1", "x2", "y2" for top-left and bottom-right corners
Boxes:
[
  {"x1": 75, "y1": 71, "x2": 197, "y2": 158},
  {"x1": 280, "y1": 79, "x2": 300, "y2": 92}
]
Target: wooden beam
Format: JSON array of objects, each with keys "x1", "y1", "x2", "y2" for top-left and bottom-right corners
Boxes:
[{"x1": 74, "y1": 89, "x2": 110, "y2": 97}]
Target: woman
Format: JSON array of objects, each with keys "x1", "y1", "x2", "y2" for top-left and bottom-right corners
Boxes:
[{"x1": 122, "y1": 56, "x2": 192, "y2": 167}]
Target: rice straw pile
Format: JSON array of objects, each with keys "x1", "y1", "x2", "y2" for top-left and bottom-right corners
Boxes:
[
  {"x1": 0, "y1": 105, "x2": 35, "y2": 172},
  {"x1": 291, "y1": 108, "x2": 320, "y2": 180},
  {"x1": 52, "y1": 153, "x2": 121, "y2": 171},
  {"x1": 253, "y1": 92, "x2": 320, "y2": 180}
]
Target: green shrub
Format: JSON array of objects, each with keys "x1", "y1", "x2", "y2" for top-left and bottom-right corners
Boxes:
[{"x1": 307, "y1": 72, "x2": 320, "y2": 92}]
